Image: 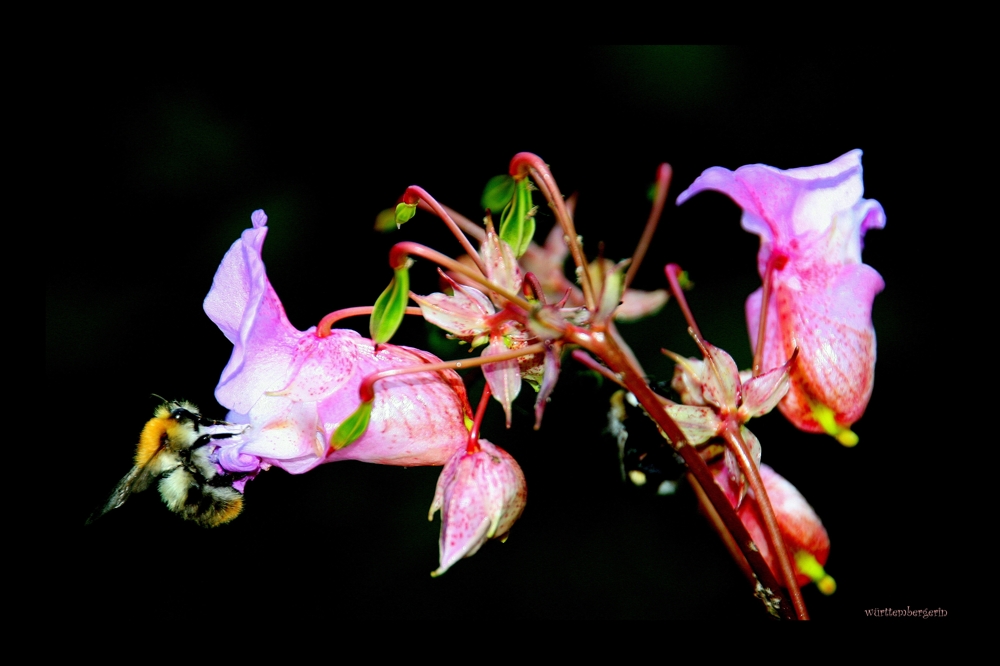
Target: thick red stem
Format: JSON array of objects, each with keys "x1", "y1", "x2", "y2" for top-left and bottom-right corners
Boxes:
[
  {"x1": 565, "y1": 325, "x2": 797, "y2": 620},
  {"x1": 688, "y1": 472, "x2": 755, "y2": 586},
  {"x1": 721, "y1": 421, "x2": 809, "y2": 620}
]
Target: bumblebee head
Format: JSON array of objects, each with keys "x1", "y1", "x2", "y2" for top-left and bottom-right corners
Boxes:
[{"x1": 135, "y1": 401, "x2": 205, "y2": 466}]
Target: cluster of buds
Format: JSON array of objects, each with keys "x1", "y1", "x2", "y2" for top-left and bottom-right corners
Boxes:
[{"x1": 104, "y1": 150, "x2": 882, "y2": 619}]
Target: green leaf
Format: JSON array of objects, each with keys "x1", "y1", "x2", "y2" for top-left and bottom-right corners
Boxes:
[
  {"x1": 370, "y1": 264, "x2": 411, "y2": 344},
  {"x1": 394, "y1": 202, "x2": 418, "y2": 228},
  {"x1": 481, "y1": 174, "x2": 515, "y2": 213},
  {"x1": 331, "y1": 400, "x2": 373, "y2": 450},
  {"x1": 498, "y1": 177, "x2": 536, "y2": 258}
]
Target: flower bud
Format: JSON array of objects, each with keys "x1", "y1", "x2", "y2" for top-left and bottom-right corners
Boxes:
[
  {"x1": 715, "y1": 463, "x2": 834, "y2": 591},
  {"x1": 428, "y1": 439, "x2": 527, "y2": 576}
]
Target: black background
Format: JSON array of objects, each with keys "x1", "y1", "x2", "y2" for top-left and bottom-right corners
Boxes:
[{"x1": 51, "y1": 46, "x2": 958, "y2": 620}]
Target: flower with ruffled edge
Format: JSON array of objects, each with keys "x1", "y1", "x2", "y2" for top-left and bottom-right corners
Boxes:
[
  {"x1": 677, "y1": 150, "x2": 885, "y2": 444},
  {"x1": 204, "y1": 210, "x2": 473, "y2": 476}
]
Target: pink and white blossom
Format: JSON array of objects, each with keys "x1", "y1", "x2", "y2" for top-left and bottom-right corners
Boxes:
[
  {"x1": 428, "y1": 439, "x2": 527, "y2": 576},
  {"x1": 204, "y1": 210, "x2": 472, "y2": 475},
  {"x1": 677, "y1": 150, "x2": 885, "y2": 441}
]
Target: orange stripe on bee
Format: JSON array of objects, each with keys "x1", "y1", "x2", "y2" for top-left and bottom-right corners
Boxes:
[{"x1": 134, "y1": 416, "x2": 181, "y2": 466}]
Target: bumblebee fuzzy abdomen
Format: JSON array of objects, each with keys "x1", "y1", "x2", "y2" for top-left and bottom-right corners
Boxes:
[{"x1": 158, "y1": 466, "x2": 244, "y2": 527}]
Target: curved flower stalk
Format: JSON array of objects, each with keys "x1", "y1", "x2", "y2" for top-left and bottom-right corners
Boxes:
[
  {"x1": 203, "y1": 210, "x2": 473, "y2": 476},
  {"x1": 677, "y1": 150, "x2": 885, "y2": 445}
]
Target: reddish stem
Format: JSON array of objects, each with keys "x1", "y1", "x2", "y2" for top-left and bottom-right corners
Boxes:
[
  {"x1": 358, "y1": 342, "x2": 547, "y2": 403},
  {"x1": 441, "y1": 204, "x2": 486, "y2": 243},
  {"x1": 510, "y1": 153, "x2": 598, "y2": 312},
  {"x1": 570, "y1": 349, "x2": 626, "y2": 389},
  {"x1": 317, "y1": 306, "x2": 423, "y2": 338},
  {"x1": 523, "y1": 272, "x2": 546, "y2": 303},
  {"x1": 624, "y1": 163, "x2": 672, "y2": 291},
  {"x1": 564, "y1": 324, "x2": 796, "y2": 620},
  {"x1": 389, "y1": 241, "x2": 534, "y2": 312},
  {"x1": 688, "y1": 472, "x2": 755, "y2": 586},
  {"x1": 752, "y1": 254, "x2": 788, "y2": 377},
  {"x1": 664, "y1": 263, "x2": 702, "y2": 340},
  {"x1": 466, "y1": 383, "x2": 493, "y2": 454},
  {"x1": 721, "y1": 421, "x2": 809, "y2": 620},
  {"x1": 404, "y1": 186, "x2": 487, "y2": 275}
]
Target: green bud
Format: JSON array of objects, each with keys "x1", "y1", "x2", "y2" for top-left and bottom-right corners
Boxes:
[
  {"x1": 331, "y1": 400, "x2": 374, "y2": 450},
  {"x1": 370, "y1": 264, "x2": 411, "y2": 344},
  {"x1": 499, "y1": 177, "x2": 536, "y2": 258},
  {"x1": 394, "y1": 202, "x2": 418, "y2": 228},
  {"x1": 481, "y1": 174, "x2": 516, "y2": 213}
]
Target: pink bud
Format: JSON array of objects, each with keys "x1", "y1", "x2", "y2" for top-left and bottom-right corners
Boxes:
[
  {"x1": 677, "y1": 151, "x2": 884, "y2": 442},
  {"x1": 715, "y1": 463, "x2": 831, "y2": 588},
  {"x1": 428, "y1": 439, "x2": 527, "y2": 576}
]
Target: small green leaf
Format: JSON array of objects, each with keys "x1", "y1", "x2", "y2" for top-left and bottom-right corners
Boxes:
[
  {"x1": 481, "y1": 174, "x2": 515, "y2": 213},
  {"x1": 370, "y1": 264, "x2": 411, "y2": 344},
  {"x1": 394, "y1": 202, "x2": 418, "y2": 228},
  {"x1": 331, "y1": 400, "x2": 374, "y2": 450},
  {"x1": 499, "y1": 178, "x2": 536, "y2": 258}
]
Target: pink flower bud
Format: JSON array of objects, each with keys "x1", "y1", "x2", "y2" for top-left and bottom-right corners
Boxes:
[
  {"x1": 714, "y1": 463, "x2": 832, "y2": 590},
  {"x1": 203, "y1": 211, "x2": 472, "y2": 476},
  {"x1": 428, "y1": 439, "x2": 527, "y2": 576},
  {"x1": 677, "y1": 151, "x2": 885, "y2": 443}
]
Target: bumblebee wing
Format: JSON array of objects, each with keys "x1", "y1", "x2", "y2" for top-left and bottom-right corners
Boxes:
[{"x1": 85, "y1": 464, "x2": 155, "y2": 525}]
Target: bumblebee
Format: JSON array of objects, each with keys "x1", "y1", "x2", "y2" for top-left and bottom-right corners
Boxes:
[{"x1": 87, "y1": 400, "x2": 248, "y2": 527}]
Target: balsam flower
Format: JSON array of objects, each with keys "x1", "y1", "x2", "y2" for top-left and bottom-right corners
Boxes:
[
  {"x1": 428, "y1": 439, "x2": 527, "y2": 576},
  {"x1": 204, "y1": 210, "x2": 472, "y2": 475},
  {"x1": 713, "y1": 463, "x2": 834, "y2": 592},
  {"x1": 677, "y1": 150, "x2": 885, "y2": 443}
]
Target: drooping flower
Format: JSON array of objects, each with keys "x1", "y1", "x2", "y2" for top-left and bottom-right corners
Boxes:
[
  {"x1": 203, "y1": 210, "x2": 473, "y2": 476},
  {"x1": 428, "y1": 439, "x2": 527, "y2": 576},
  {"x1": 712, "y1": 463, "x2": 834, "y2": 593},
  {"x1": 677, "y1": 150, "x2": 885, "y2": 444}
]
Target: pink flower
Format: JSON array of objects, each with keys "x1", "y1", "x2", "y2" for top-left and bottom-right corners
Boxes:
[
  {"x1": 428, "y1": 439, "x2": 527, "y2": 576},
  {"x1": 713, "y1": 463, "x2": 834, "y2": 592},
  {"x1": 677, "y1": 150, "x2": 885, "y2": 443},
  {"x1": 203, "y1": 210, "x2": 473, "y2": 475}
]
